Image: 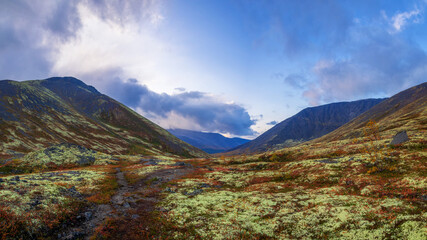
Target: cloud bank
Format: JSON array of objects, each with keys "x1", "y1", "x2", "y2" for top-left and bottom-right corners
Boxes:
[{"x1": 106, "y1": 79, "x2": 256, "y2": 136}]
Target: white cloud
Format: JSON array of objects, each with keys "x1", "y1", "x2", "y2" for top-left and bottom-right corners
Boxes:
[{"x1": 385, "y1": 7, "x2": 423, "y2": 33}]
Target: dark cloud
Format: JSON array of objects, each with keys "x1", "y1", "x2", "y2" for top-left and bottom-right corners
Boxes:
[
  {"x1": 104, "y1": 78, "x2": 256, "y2": 136},
  {"x1": 174, "y1": 87, "x2": 186, "y2": 92},
  {"x1": 266, "y1": 121, "x2": 278, "y2": 126},
  {"x1": 304, "y1": 23, "x2": 427, "y2": 105}
]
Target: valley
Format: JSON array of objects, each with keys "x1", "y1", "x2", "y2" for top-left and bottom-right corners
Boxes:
[{"x1": 0, "y1": 80, "x2": 426, "y2": 239}]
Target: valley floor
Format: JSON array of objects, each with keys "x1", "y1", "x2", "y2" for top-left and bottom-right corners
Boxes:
[{"x1": 0, "y1": 133, "x2": 426, "y2": 239}]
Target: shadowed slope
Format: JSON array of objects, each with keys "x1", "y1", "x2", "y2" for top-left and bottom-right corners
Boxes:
[
  {"x1": 168, "y1": 129, "x2": 249, "y2": 154},
  {"x1": 227, "y1": 98, "x2": 385, "y2": 155}
]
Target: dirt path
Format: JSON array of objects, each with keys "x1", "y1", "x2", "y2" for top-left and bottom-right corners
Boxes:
[{"x1": 59, "y1": 162, "x2": 195, "y2": 239}]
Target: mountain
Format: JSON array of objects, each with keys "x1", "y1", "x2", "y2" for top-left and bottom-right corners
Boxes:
[
  {"x1": 313, "y1": 82, "x2": 427, "y2": 142},
  {"x1": 0, "y1": 77, "x2": 206, "y2": 158},
  {"x1": 168, "y1": 129, "x2": 249, "y2": 154},
  {"x1": 227, "y1": 98, "x2": 385, "y2": 155}
]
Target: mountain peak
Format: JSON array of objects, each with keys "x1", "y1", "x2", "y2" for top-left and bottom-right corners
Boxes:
[{"x1": 42, "y1": 76, "x2": 100, "y2": 94}]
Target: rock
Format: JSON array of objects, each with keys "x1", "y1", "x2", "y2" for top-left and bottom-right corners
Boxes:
[
  {"x1": 62, "y1": 186, "x2": 82, "y2": 198},
  {"x1": 12, "y1": 176, "x2": 20, "y2": 181},
  {"x1": 77, "y1": 156, "x2": 95, "y2": 165},
  {"x1": 123, "y1": 202, "x2": 130, "y2": 208},
  {"x1": 164, "y1": 187, "x2": 176, "y2": 193},
  {"x1": 30, "y1": 199, "x2": 42, "y2": 207},
  {"x1": 390, "y1": 130, "x2": 409, "y2": 145},
  {"x1": 198, "y1": 183, "x2": 211, "y2": 188},
  {"x1": 143, "y1": 159, "x2": 159, "y2": 165},
  {"x1": 131, "y1": 214, "x2": 140, "y2": 219},
  {"x1": 84, "y1": 211, "x2": 93, "y2": 220},
  {"x1": 0, "y1": 178, "x2": 3, "y2": 182},
  {"x1": 318, "y1": 159, "x2": 339, "y2": 164},
  {"x1": 173, "y1": 162, "x2": 193, "y2": 167}
]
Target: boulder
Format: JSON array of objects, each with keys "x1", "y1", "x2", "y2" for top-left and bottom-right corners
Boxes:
[{"x1": 390, "y1": 131, "x2": 409, "y2": 145}]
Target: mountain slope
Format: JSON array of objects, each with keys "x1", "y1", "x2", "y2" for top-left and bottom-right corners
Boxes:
[
  {"x1": 227, "y1": 98, "x2": 385, "y2": 155},
  {"x1": 0, "y1": 77, "x2": 206, "y2": 157},
  {"x1": 313, "y1": 82, "x2": 427, "y2": 142},
  {"x1": 168, "y1": 129, "x2": 249, "y2": 154}
]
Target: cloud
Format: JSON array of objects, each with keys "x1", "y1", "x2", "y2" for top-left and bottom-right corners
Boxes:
[
  {"x1": 303, "y1": 23, "x2": 427, "y2": 105},
  {"x1": 384, "y1": 7, "x2": 423, "y2": 32},
  {"x1": 241, "y1": 0, "x2": 352, "y2": 57},
  {"x1": 174, "y1": 87, "x2": 186, "y2": 92},
  {"x1": 0, "y1": 0, "x2": 162, "y2": 80},
  {"x1": 104, "y1": 78, "x2": 256, "y2": 136},
  {"x1": 266, "y1": 121, "x2": 278, "y2": 126}
]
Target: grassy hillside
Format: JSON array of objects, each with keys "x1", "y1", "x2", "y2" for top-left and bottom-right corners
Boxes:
[{"x1": 0, "y1": 77, "x2": 207, "y2": 158}]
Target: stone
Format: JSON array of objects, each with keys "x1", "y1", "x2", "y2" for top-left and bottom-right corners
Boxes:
[
  {"x1": 131, "y1": 214, "x2": 140, "y2": 219},
  {"x1": 198, "y1": 183, "x2": 211, "y2": 188},
  {"x1": 164, "y1": 187, "x2": 176, "y2": 193},
  {"x1": 143, "y1": 159, "x2": 159, "y2": 165},
  {"x1": 84, "y1": 211, "x2": 93, "y2": 220},
  {"x1": 173, "y1": 162, "x2": 193, "y2": 167},
  {"x1": 390, "y1": 130, "x2": 409, "y2": 145}
]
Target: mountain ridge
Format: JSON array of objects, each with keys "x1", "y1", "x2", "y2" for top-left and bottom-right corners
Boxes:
[
  {"x1": 313, "y1": 82, "x2": 427, "y2": 142},
  {"x1": 0, "y1": 77, "x2": 207, "y2": 158},
  {"x1": 226, "y1": 98, "x2": 386, "y2": 155},
  {"x1": 168, "y1": 128, "x2": 249, "y2": 154}
]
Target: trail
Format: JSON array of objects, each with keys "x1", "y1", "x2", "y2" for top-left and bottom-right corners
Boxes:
[{"x1": 59, "y1": 161, "x2": 194, "y2": 240}]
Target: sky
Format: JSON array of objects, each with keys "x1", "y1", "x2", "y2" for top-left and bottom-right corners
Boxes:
[{"x1": 1, "y1": 0, "x2": 426, "y2": 139}]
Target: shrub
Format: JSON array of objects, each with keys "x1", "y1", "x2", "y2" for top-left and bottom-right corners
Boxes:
[{"x1": 357, "y1": 120, "x2": 400, "y2": 174}]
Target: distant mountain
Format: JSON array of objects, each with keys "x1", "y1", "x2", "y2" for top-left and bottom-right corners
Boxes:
[
  {"x1": 314, "y1": 82, "x2": 427, "y2": 143},
  {"x1": 227, "y1": 98, "x2": 385, "y2": 155},
  {"x1": 168, "y1": 129, "x2": 250, "y2": 154},
  {"x1": 0, "y1": 77, "x2": 206, "y2": 158}
]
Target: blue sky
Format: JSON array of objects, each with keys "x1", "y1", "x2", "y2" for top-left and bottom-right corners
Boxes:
[{"x1": 1, "y1": 0, "x2": 426, "y2": 139}]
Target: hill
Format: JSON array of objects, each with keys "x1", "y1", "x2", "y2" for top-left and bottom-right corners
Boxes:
[
  {"x1": 313, "y1": 82, "x2": 427, "y2": 142},
  {"x1": 227, "y1": 98, "x2": 385, "y2": 155},
  {"x1": 168, "y1": 129, "x2": 249, "y2": 154},
  {"x1": 0, "y1": 77, "x2": 206, "y2": 158}
]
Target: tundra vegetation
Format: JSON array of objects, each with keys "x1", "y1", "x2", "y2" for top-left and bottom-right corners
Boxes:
[{"x1": 0, "y1": 119, "x2": 426, "y2": 239}]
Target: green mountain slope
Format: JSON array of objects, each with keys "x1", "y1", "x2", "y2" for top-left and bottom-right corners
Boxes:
[{"x1": 0, "y1": 77, "x2": 206, "y2": 158}]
